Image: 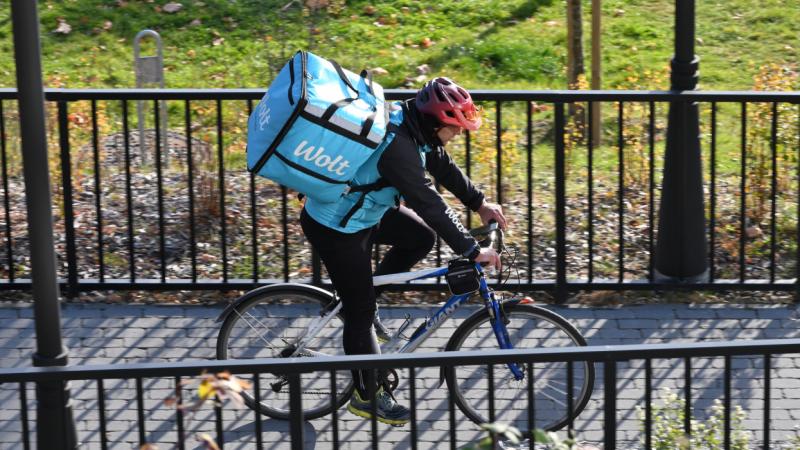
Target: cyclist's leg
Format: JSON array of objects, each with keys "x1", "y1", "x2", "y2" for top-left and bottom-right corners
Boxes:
[
  {"x1": 300, "y1": 209, "x2": 381, "y2": 395},
  {"x1": 301, "y1": 209, "x2": 410, "y2": 424},
  {"x1": 373, "y1": 205, "x2": 436, "y2": 283}
]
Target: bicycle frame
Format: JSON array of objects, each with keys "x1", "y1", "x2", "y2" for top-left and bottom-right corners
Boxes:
[{"x1": 374, "y1": 263, "x2": 525, "y2": 380}]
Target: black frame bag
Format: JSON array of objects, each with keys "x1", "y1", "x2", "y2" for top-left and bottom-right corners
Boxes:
[{"x1": 446, "y1": 259, "x2": 481, "y2": 295}]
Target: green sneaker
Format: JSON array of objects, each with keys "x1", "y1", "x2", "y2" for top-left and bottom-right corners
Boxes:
[{"x1": 347, "y1": 387, "x2": 410, "y2": 426}]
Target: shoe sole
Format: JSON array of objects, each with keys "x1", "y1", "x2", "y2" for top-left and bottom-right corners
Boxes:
[{"x1": 347, "y1": 404, "x2": 409, "y2": 427}]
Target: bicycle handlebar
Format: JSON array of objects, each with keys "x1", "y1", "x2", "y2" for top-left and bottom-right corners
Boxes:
[{"x1": 468, "y1": 220, "x2": 504, "y2": 253}]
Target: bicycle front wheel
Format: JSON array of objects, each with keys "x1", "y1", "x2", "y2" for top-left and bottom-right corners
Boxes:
[
  {"x1": 216, "y1": 285, "x2": 354, "y2": 420},
  {"x1": 444, "y1": 303, "x2": 594, "y2": 432}
]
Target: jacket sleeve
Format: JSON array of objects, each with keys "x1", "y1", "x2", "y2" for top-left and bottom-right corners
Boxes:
[
  {"x1": 424, "y1": 146, "x2": 485, "y2": 212},
  {"x1": 378, "y1": 135, "x2": 479, "y2": 256}
]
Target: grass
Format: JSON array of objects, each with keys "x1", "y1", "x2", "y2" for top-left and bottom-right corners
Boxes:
[{"x1": 0, "y1": 0, "x2": 797, "y2": 90}]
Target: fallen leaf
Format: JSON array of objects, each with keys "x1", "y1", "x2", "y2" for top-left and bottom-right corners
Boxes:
[
  {"x1": 163, "y1": 2, "x2": 183, "y2": 13},
  {"x1": 305, "y1": 0, "x2": 328, "y2": 11},
  {"x1": 103, "y1": 20, "x2": 113, "y2": 30},
  {"x1": 746, "y1": 226, "x2": 763, "y2": 239},
  {"x1": 196, "y1": 434, "x2": 220, "y2": 450},
  {"x1": 54, "y1": 19, "x2": 72, "y2": 35},
  {"x1": 212, "y1": 36, "x2": 224, "y2": 46},
  {"x1": 363, "y1": 5, "x2": 376, "y2": 15},
  {"x1": 189, "y1": 18, "x2": 202, "y2": 26},
  {"x1": 416, "y1": 64, "x2": 430, "y2": 75},
  {"x1": 370, "y1": 67, "x2": 389, "y2": 76},
  {"x1": 421, "y1": 37, "x2": 433, "y2": 48}
]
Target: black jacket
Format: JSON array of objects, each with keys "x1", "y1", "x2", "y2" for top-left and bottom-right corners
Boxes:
[{"x1": 376, "y1": 100, "x2": 483, "y2": 257}]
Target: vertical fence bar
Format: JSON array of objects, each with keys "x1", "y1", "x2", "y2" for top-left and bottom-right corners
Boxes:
[
  {"x1": 91, "y1": 100, "x2": 105, "y2": 282},
  {"x1": 648, "y1": 101, "x2": 655, "y2": 282},
  {"x1": 763, "y1": 354, "x2": 771, "y2": 448},
  {"x1": 488, "y1": 364, "x2": 496, "y2": 423},
  {"x1": 58, "y1": 101, "x2": 78, "y2": 297},
  {"x1": 311, "y1": 248, "x2": 322, "y2": 286},
  {"x1": 466, "y1": 130, "x2": 472, "y2": 228},
  {"x1": 253, "y1": 374, "x2": 263, "y2": 450},
  {"x1": 448, "y1": 372, "x2": 457, "y2": 450},
  {"x1": 122, "y1": 100, "x2": 136, "y2": 282},
  {"x1": 281, "y1": 186, "x2": 290, "y2": 282},
  {"x1": 184, "y1": 100, "x2": 197, "y2": 283},
  {"x1": 215, "y1": 404, "x2": 224, "y2": 449},
  {"x1": 216, "y1": 99, "x2": 228, "y2": 282},
  {"x1": 527, "y1": 363, "x2": 534, "y2": 450},
  {"x1": 617, "y1": 101, "x2": 625, "y2": 283},
  {"x1": 796, "y1": 105, "x2": 800, "y2": 302},
  {"x1": 496, "y1": 100, "x2": 503, "y2": 205},
  {"x1": 0, "y1": 100, "x2": 14, "y2": 282},
  {"x1": 567, "y1": 360, "x2": 574, "y2": 436},
  {"x1": 603, "y1": 361, "x2": 617, "y2": 450},
  {"x1": 554, "y1": 103, "x2": 567, "y2": 303},
  {"x1": 154, "y1": 100, "x2": 167, "y2": 282},
  {"x1": 176, "y1": 376, "x2": 185, "y2": 450},
  {"x1": 97, "y1": 379, "x2": 107, "y2": 450},
  {"x1": 247, "y1": 99, "x2": 259, "y2": 282},
  {"x1": 684, "y1": 357, "x2": 692, "y2": 436},
  {"x1": 527, "y1": 102, "x2": 534, "y2": 284},
  {"x1": 769, "y1": 102, "x2": 778, "y2": 283},
  {"x1": 645, "y1": 359, "x2": 652, "y2": 450},
  {"x1": 288, "y1": 373, "x2": 304, "y2": 450},
  {"x1": 20, "y1": 382, "x2": 30, "y2": 450},
  {"x1": 710, "y1": 102, "x2": 717, "y2": 281},
  {"x1": 588, "y1": 101, "x2": 595, "y2": 282},
  {"x1": 369, "y1": 369, "x2": 378, "y2": 449},
  {"x1": 136, "y1": 377, "x2": 146, "y2": 446},
  {"x1": 739, "y1": 102, "x2": 747, "y2": 283},
  {"x1": 329, "y1": 371, "x2": 338, "y2": 448},
  {"x1": 724, "y1": 355, "x2": 731, "y2": 450},
  {"x1": 409, "y1": 367, "x2": 418, "y2": 450}
]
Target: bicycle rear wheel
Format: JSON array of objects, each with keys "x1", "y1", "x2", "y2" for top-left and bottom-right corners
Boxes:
[
  {"x1": 444, "y1": 303, "x2": 594, "y2": 432},
  {"x1": 216, "y1": 285, "x2": 354, "y2": 420}
]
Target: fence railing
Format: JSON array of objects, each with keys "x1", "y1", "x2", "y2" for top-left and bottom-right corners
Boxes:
[
  {"x1": 0, "y1": 88, "x2": 798, "y2": 299},
  {"x1": 1, "y1": 338, "x2": 799, "y2": 449}
]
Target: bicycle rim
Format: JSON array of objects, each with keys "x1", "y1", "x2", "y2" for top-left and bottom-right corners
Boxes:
[
  {"x1": 216, "y1": 287, "x2": 354, "y2": 420},
  {"x1": 445, "y1": 303, "x2": 594, "y2": 431}
]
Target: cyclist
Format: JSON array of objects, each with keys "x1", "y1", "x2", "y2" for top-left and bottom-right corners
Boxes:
[{"x1": 300, "y1": 77, "x2": 507, "y2": 426}]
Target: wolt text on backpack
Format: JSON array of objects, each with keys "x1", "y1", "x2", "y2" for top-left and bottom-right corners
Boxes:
[{"x1": 247, "y1": 51, "x2": 390, "y2": 203}]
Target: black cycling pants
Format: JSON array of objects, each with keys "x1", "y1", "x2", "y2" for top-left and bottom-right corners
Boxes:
[{"x1": 300, "y1": 206, "x2": 435, "y2": 397}]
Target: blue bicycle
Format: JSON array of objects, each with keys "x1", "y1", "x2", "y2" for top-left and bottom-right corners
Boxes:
[{"x1": 216, "y1": 223, "x2": 595, "y2": 431}]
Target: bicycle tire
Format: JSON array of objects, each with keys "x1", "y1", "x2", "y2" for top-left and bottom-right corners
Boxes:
[
  {"x1": 216, "y1": 284, "x2": 355, "y2": 420},
  {"x1": 444, "y1": 303, "x2": 595, "y2": 432}
]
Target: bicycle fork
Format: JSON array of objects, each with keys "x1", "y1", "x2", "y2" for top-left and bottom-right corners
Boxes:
[{"x1": 484, "y1": 288, "x2": 525, "y2": 381}]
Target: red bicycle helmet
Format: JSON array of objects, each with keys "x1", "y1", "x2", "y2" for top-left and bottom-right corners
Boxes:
[{"x1": 416, "y1": 77, "x2": 482, "y2": 131}]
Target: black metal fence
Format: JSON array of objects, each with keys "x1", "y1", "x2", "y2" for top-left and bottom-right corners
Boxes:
[
  {"x1": 1, "y1": 339, "x2": 799, "y2": 449},
  {"x1": 0, "y1": 89, "x2": 798, "y2": 299}
]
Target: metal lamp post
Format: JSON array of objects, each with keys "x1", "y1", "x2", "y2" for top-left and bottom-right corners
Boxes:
[
  {"x1": 654, "y1": 0, "x2": 709, "y2": 282},
  {"x1": 10, "y1": 1, "x2": 78, "y2": 448}
]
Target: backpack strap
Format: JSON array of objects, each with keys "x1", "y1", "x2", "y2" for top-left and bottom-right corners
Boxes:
[{"x1": 338, "y1": 178, "x2": 392, "y2": 227}]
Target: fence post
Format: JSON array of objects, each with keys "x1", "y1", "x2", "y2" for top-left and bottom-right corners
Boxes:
[
  {"x1": 603, "y1": 360, "x2": 617, "y2": 450},
  {"x1": 654, "y1": 0, "x2": 709, "y2": 283},
  {"x1": 554, "y1": 103, "x2": 568, "y2": 304},
  {"x1": 10, "y1": 1, "x2": 78, "y2": 448},
  {"x1": 58, "y1": 102, "x2": 78, "y2": 299},
  {"x1": 289, "y1": 373, "x2": 304, "y2": 450}
]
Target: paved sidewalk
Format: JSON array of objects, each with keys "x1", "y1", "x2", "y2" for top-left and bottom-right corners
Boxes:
[{"x1": 1, "y1": 301, "x2": 799, "y2": 449}]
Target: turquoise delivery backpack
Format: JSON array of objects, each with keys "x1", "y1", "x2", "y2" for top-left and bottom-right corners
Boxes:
[{"x1": 247, "y1": 50, "x2": 389, "y2": 203}]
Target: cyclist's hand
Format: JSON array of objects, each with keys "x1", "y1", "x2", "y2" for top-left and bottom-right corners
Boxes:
[
  {"x1": 478, "y1": 201, "x2": 508, "y2": 230},
  {"x1": 474, "y1": 247, "x2": 501, "y2": 273}
]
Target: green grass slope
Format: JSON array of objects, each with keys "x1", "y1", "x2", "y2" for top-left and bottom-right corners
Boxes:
[{"x1": 0, "y1": 0, "x2": 797, "y2": 90}]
